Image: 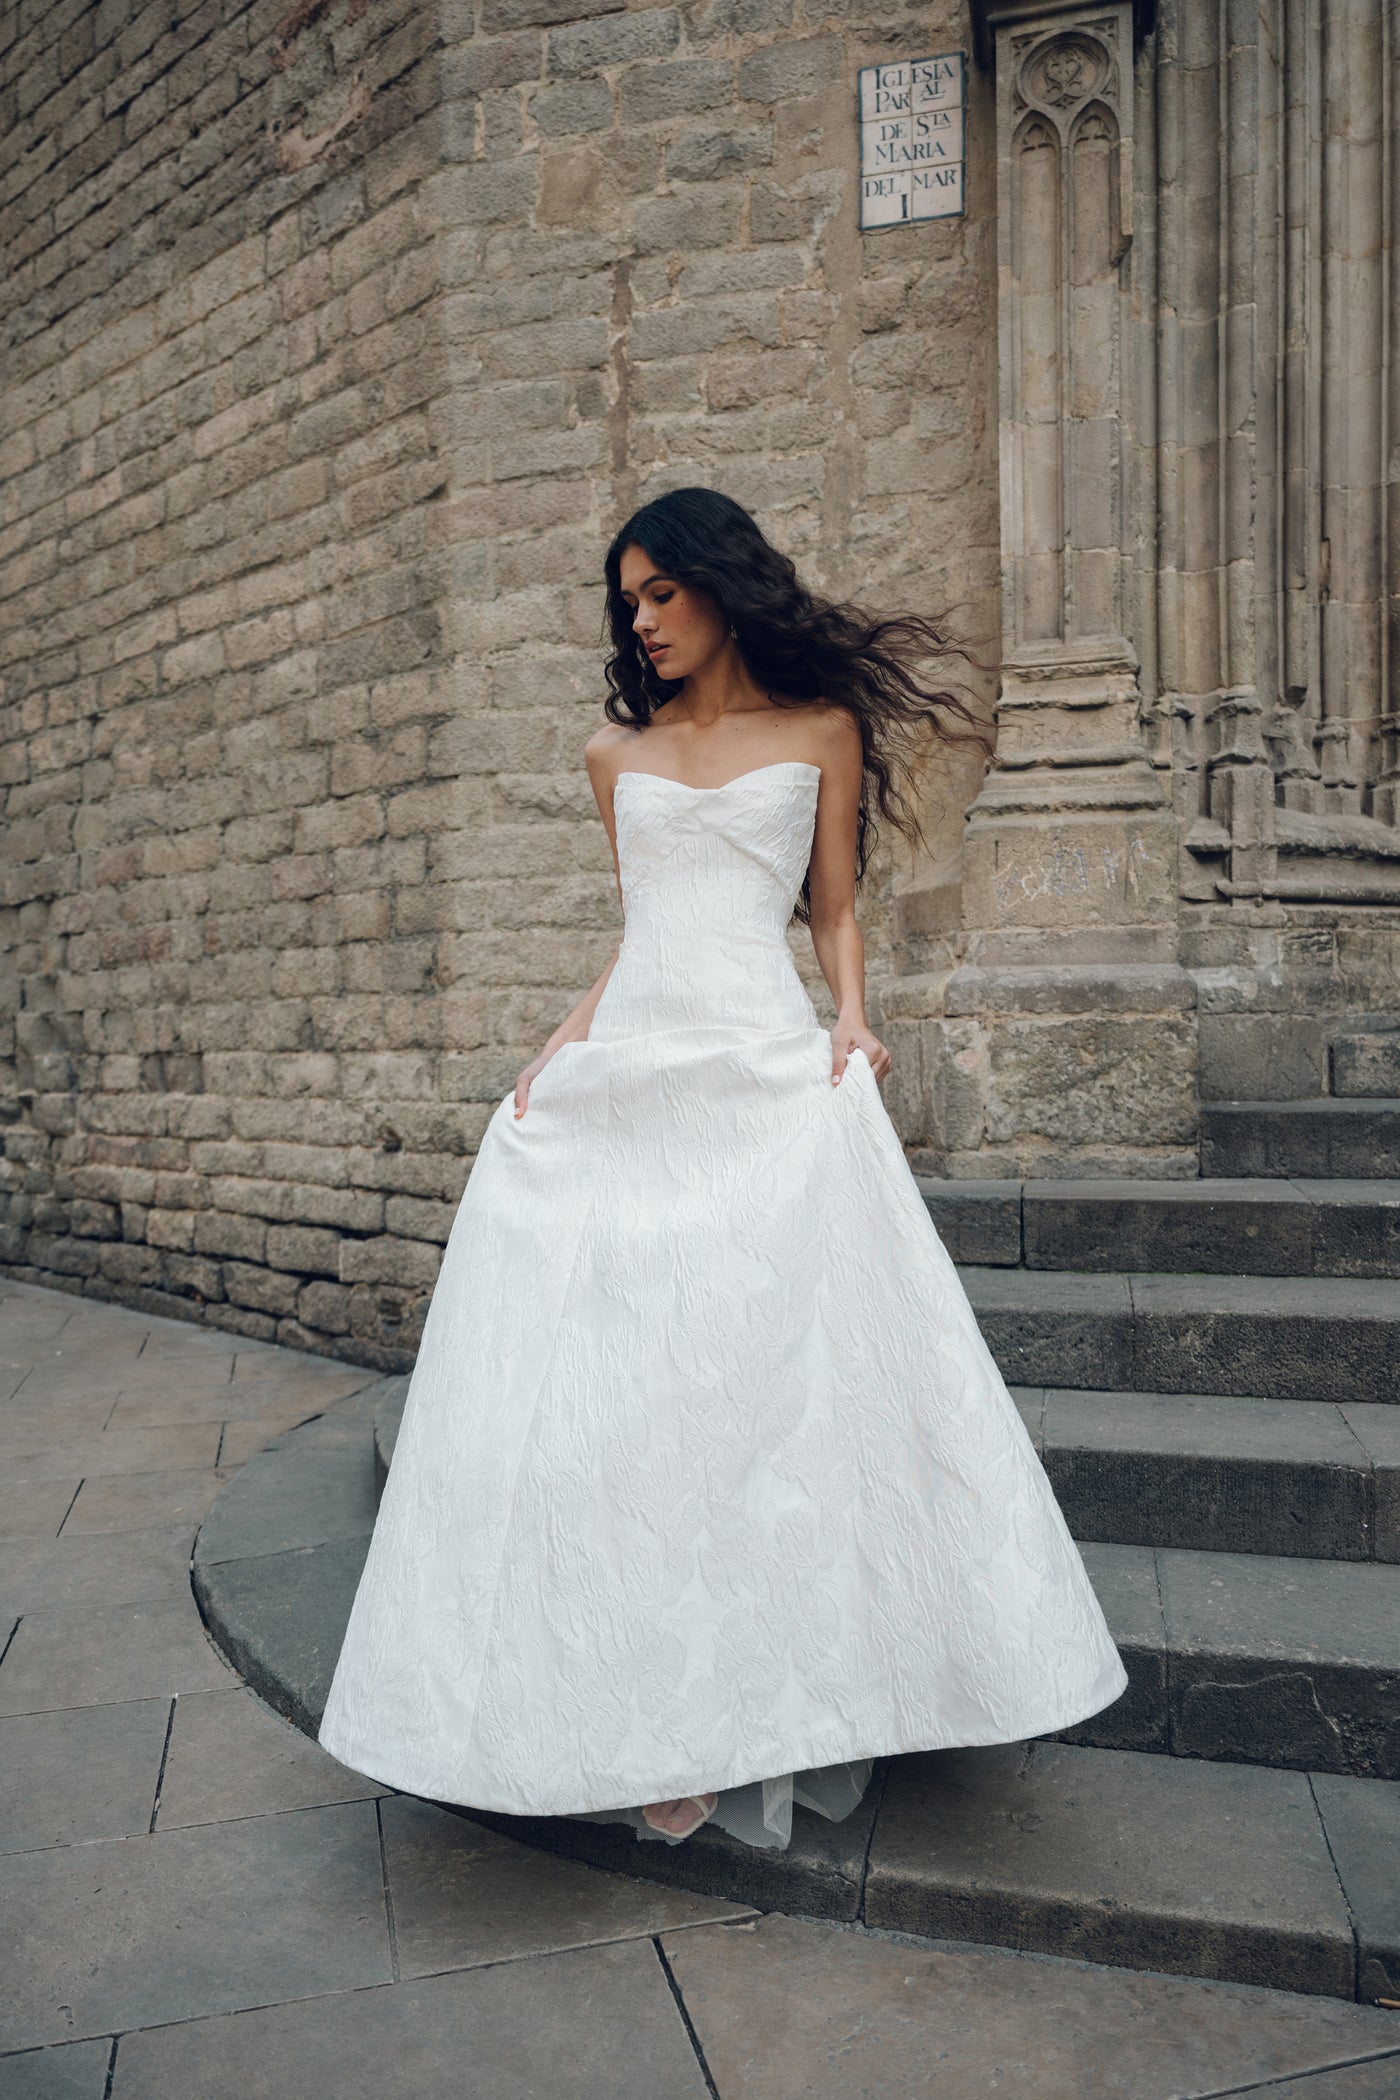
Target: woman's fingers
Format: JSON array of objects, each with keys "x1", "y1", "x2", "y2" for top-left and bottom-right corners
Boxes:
[
  {"x1": 830, "y1": 1040, "x2": 848, "y2": 1085},
  {"x1": 513, "y1": 1074, "x2": 532, "y2": 1118}
]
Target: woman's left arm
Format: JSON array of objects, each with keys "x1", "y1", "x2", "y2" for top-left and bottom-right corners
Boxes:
[{"x1": 806, "y1": 713, "x2": 893, "y2": 1086}]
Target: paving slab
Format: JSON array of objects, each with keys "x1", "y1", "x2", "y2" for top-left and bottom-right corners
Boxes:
[
  {"x1": 6, "y1": 1364, "x2": 133, "y2": 1402},
  {"x1": 1159, "y1": 1550, "x2": 1400, "y2": 1777},
  {"x1": 1, "y1": 1424, "x2": 222, "y2": 1482},
  {"x1": 216, "y1": 1407, "x2": 337, "y2": 1469},
  {"x1": 0, "y1": 2039, "x2": 114, "y2": 2099},
  {"x1": 0, "y1": 1526, "x2": 196, "y2": 1614},
  {"x1": 155, "y1": 1686, "x2": 386, "y2": 1828},
  {"x1": 109, "y1": 1358, "x2": 240, "y2": 1393},
  {"x1": 0, "y1": 1799, "x2": 391, "y2": 2052},
  {"x1": 0, "y1": 1700, "x2": 169, "y2": 1852},
  {"x1": 1312, "y1": 1773, "x2": 1400, "y2": 2003},
  {"x1": 0, "y1": 1292, "x2": 82, "y2": 1337},
  {"x1": 227, "y1": 1341, "x2": 345, "y2": 1379},
  {"x1": 0, "y1": 1400, "x2": 120, "y2": 1445},
  {"x1": 663, "y1": 1913, "x2": 1400, "y2": 2100},
  {"x1": 15, "y1": 1343, "x2": 152, "y2": 1372},
  {"x1": 1042, "y1": 1390, "x2": 1373, "y2": 1558},
  {"x1": 103, "y1": 1373, "x2": 366, "y2": 1435},
  {"x1": 134, "y1": 1334, "x2": 241, "y2": 1364},
  {"x1": 228, "y1": 1362, "x2": 375, "y2": 1402},
  {"x1": 60, "y1": 1468, "x2": 225, "y2": 1537},
  {"x1": 380, "y1": 1794, "x2": 755, "y2": 1976},
  {"x1": 103, "y1": 1387, "x2": 256, "y2": 1430},
  {"x1": 865, "y1": 1742, "x2": 1354, "y2": 1995},
  {"x1": 0, "y1": 1599, "x2": 231, "y2": 1716},
  {"x1": 0, "y1": 1482, "x2": 78, "y2": 1541},
  {"x1": 106, "y1": 1940, "x2": 711, "y2": 2099}
]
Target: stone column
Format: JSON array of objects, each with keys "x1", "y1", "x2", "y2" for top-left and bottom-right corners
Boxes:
[{"x1": 919, "y1": 0, "x2": 1194, "y2": 1178}]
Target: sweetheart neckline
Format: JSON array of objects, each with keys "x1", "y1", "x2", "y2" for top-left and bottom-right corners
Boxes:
[{"x1": 613, "y1": 760, "x2": 821, "y2": 797}]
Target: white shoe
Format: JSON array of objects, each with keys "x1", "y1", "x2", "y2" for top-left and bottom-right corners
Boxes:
[{"x1": 641, "y1": 1791, "x2": 719, "y2": 1839}]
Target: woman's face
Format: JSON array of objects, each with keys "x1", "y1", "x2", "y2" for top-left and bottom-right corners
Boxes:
[{"x1": 618, "y1": 543, "x2": 729, "y2": 682}]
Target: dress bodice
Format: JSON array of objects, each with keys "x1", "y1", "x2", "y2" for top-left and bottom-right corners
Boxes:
[{"x1": 588, "y1": 760, "x2": 824, "y2": 1042}]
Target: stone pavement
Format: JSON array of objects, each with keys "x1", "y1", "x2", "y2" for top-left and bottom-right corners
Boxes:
[{"x1": 2, "y1": 1279, "x2": 1400, "y2": 2099}]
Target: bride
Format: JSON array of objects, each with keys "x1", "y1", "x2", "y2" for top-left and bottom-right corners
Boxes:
[{"x1": 317, "y1": 486, "x2": 1129, "y2": 1852}]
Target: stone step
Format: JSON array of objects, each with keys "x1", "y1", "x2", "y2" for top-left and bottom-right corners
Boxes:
[
  {"x1": 1201, "y1": 1100, "x2": 1400, "y2": 1178},
  {"x1": 1013, "y1": 1387, "x2": 1400, "y2": 1562},
  {"x1": 963, "y1": 1267, "x2": 1400, "y2": 1404},
  {"x1": 921, "y1": 1176, "x2": 1400, "y2": 1276},
  {"x1": 1066, "y1": 1538, "x2": 1400, "y2": 1778},
  {"x1": 865, "y1": 1741, "x2": 1399, "y2": 2002},
  {"x1": 196, "y1": 1388, "x2": 1400, "y2": 2002}
]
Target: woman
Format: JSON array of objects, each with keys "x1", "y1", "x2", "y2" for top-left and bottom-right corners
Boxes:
[{"x1": 317, "y1": 488, "x2": 1128, "y2": 1852}]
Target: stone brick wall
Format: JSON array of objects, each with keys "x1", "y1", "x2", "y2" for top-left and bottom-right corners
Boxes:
[{"x1": 1, "y1": 0, "x2": 997, "y2": 1365}]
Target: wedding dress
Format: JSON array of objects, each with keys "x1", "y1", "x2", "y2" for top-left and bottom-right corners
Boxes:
[{"x1": 318, "y1": 759, "x2": 1129, "y2": 1849}]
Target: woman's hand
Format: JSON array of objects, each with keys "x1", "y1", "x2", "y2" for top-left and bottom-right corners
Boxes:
[
  {"x1": 830, "y1": 1017, "x2": 892, "y2": 1085},
  {"x1": 513, "y1": 1051, "x2": 557, "y2": 1119},
  {"x1": 514, "y1": 945, "x2": 619, "y2": 1119}
]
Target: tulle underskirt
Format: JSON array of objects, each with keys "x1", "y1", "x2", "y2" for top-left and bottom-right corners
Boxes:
[{"x1": 572, "y1": 1757, "x2": 874, "y2": 1849}]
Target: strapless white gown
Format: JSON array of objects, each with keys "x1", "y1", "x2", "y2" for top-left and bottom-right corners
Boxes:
[{"x1": 318, "y1": 760, "x2": 1128, "y2": 1849}]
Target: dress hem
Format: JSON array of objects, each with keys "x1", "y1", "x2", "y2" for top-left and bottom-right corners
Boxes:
[{"x1": 317, "y1": 1655, "x2": 1130, "y2": 1819}]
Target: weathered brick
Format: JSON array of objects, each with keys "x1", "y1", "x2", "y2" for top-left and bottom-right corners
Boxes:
[
  {"x1": 531, "y1": 78, "x2": 613, "y2": 135},
  {"x1": 548, "y1": 9, "x2": 680, "y2": 79},
  {"x1": 736, "y1": 35, "x2": 841, "y2": 104},
  {"x1": 266, "y1": 1222, "x2": 344, "y2": 1276},
  {"x1": 338, "y1": 1233, "x2": 443, "y2": 1287}
]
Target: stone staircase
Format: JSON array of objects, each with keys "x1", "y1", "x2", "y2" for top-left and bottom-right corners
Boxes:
[
  {"x1": 909, "y1": 1081, "x2": 1400, "y2": 2002},
  {"x1": 194, "y1": 1080, "x2": 1400, "y2": 2007}
]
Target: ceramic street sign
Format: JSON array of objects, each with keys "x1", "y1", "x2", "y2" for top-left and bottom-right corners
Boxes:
[{"x1": 859, "y1": 51, "x2": 966, "y2": 229}]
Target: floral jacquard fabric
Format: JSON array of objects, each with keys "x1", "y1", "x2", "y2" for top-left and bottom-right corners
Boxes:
[{"x1": 318, "y1": 762, "x2": 1129, "y2": 1848}]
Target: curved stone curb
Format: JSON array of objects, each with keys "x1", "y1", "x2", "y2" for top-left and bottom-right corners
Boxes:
[
  {"x1": 192, "y1": 1375, "x2": 403, "y2": 1737},
  {"x1": 192, "y1": 1386, "x2": 1400, "y2": 1997},
  {"x1": 193, "y1": 1381, "x2": 884, "y2": 1920}
]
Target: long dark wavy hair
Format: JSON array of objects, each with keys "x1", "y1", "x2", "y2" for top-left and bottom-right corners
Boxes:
[{"x1": 602, "y1": 487, "x2": 991, "y2": 923}]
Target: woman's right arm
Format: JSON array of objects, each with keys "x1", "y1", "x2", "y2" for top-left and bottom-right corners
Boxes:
[{"x1": 513, "y1": 729, "x2": 629, "y2": 1119}]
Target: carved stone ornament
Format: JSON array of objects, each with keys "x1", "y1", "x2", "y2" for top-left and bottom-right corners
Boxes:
[
  {"x1": 1019, "y1": 29, "x2": 1110, "y2": 111},
  {"x1": 967, "y1": 0, "x2": 1156, "y2": 74}
]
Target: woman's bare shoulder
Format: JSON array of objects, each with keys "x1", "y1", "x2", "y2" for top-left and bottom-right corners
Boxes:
[
  {"x1": 803, "y1": 703, "x2": 863, "y2": 773},
  {"x1": 584, "y1": 723, "x2": 636, "y2": 773}
]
